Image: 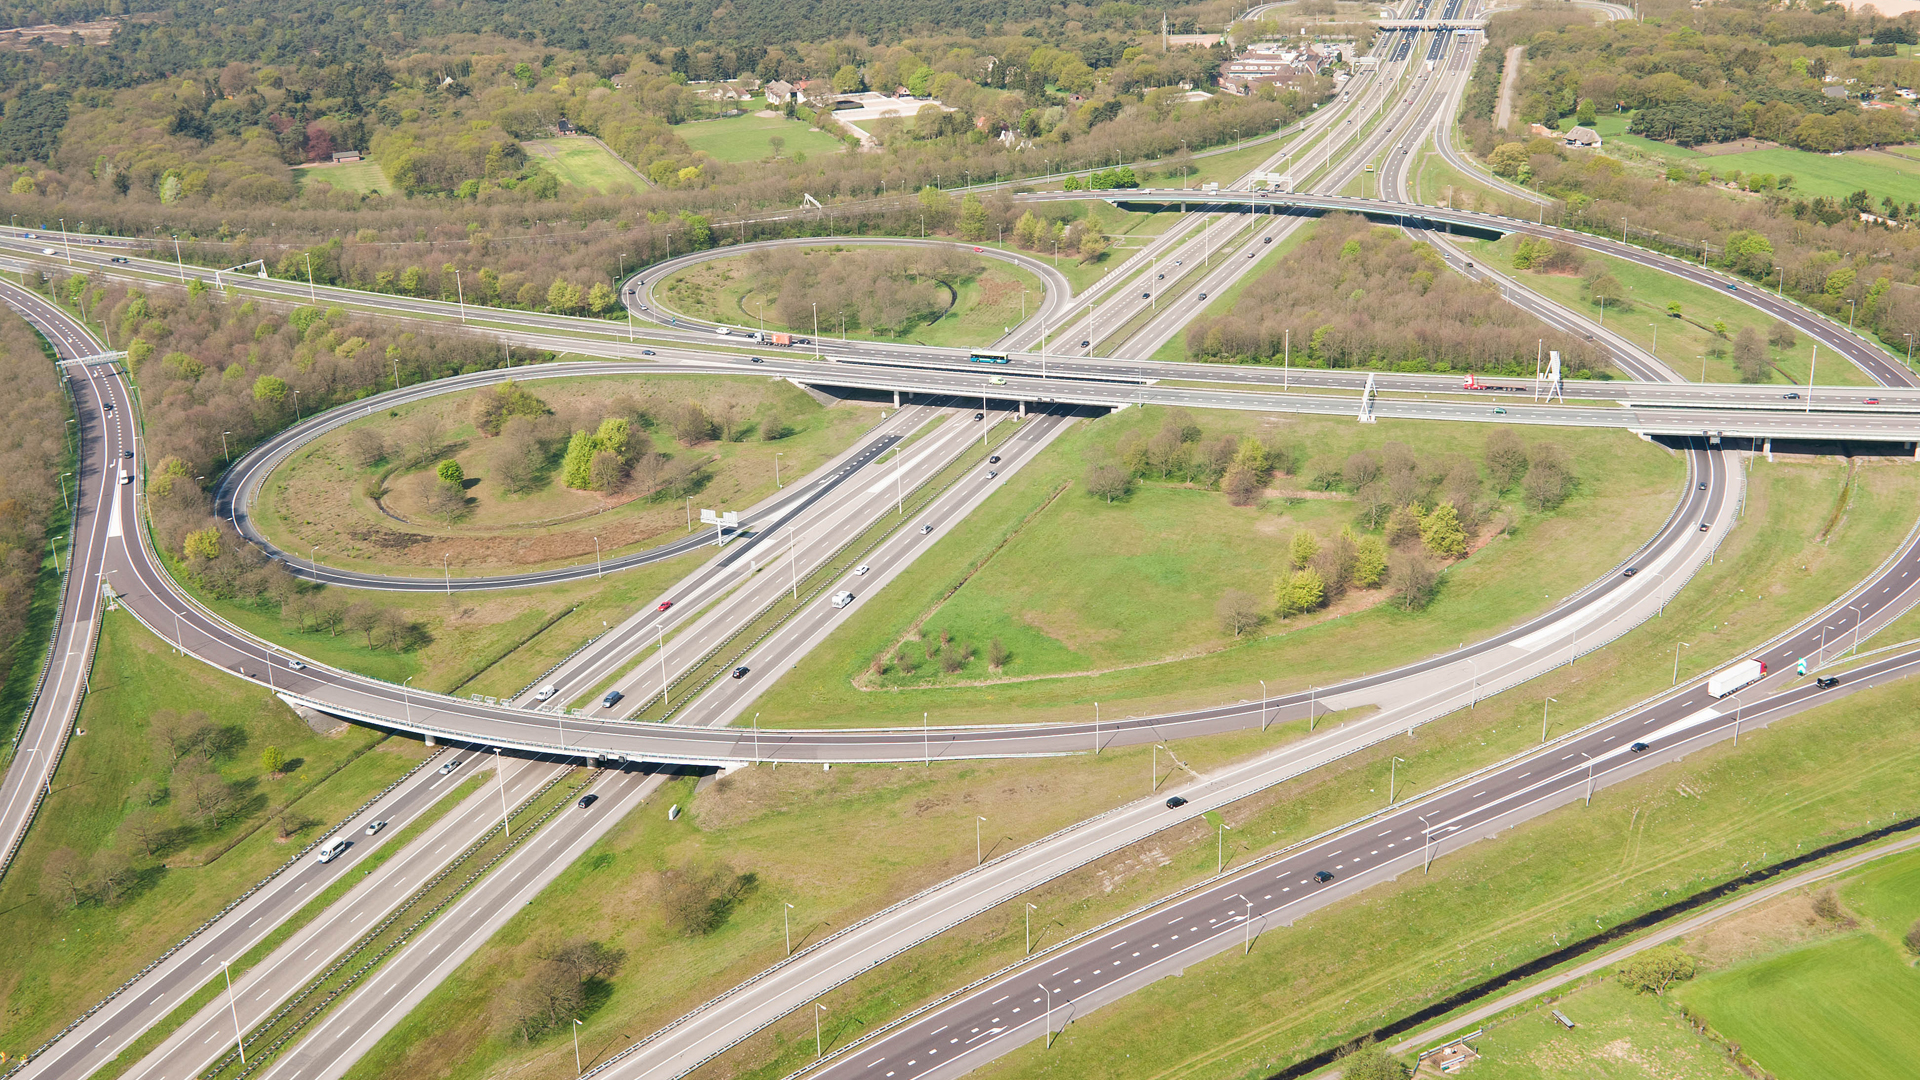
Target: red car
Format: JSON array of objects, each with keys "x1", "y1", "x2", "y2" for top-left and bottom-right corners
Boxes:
[
  {"x1": 973, "y1": 247, "x2": 983, "y2": 253},
  {"x1": 657, "y1": 600, "x2": 674, "y2": 611},
  {"x1": 1864, "y1": 398, "x2": 1881, "y2": 405}
]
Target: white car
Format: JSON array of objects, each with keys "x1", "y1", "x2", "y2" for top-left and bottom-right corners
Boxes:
[
  {"x1": 289, "y1": 659, "x2": 306, "y2": 670},
  {"x1": 366, "y1": 819, "x2": 387, "y2": 835},
  {"x1": 854, "y1": 565, "x2": 871, "y2": 575}
]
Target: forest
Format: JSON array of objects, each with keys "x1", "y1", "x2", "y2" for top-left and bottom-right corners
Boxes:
[{"x1": 0, "y1": 310, "x2": 67, "y2": 705}]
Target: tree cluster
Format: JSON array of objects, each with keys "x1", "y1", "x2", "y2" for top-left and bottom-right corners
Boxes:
[
  {"x1": 500, "y1": 936, "x2": 627, "y2": 1043},
  {"x1": 659, "y1": 864, "x2": 759, "y2": 937},
  {"x1": 1184, "y1": 216, "x2": 1609, "y2": 377},
  {"x1": 0, "y1": 310, "x2": 67, "y2": 699}
]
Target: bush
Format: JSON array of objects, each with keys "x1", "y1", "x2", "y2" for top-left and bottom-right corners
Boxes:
[
  {"x1": 660, "y1": 865, "x2": 758, "y2": 936},
  {"x1": 1618, "y1": 945, "x2": 1698, "y2": 995},
  {"x1": 1338, "y1": 1045, "x2": 1409, "y2": 1080}
]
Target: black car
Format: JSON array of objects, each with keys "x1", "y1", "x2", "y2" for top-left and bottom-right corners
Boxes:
[
  {"x1": 1164, "y1": 795, "x2": 1188, "y2": 809},
  {"x1": 1622, "y1": 567, "x2": 1638, "y2": 577},
  {"x1": 109, "y1": 256, "x2": 129, "y2": 264},
  {"x1": 1816, "y1": 675, "x2": 1840, "y2": 689},
  {"x1": 974, "y1": 412, "x2": 984, "y2": 420},
  {"x1": 1140, "y1": 292, "x2": 1151, "y2": 299},
  {"x1": 1629, "y1": 741, "x2": 1650, "y2": 753},
  {"x1": 641, "y1": 349, "x2": 655, "y2": 356},
  {"x1": 749, "y1": 356, "x2": 763, "y2": 363},
  {"x1": 1699, "y1": 522, "x2": 1711, "y2": 531},
  {"x1": 122, "y1": 449, "x2": 133, "y2": 459},
  {"x1": 731, "y1": 666, "x2": 749, "y2": 679},
  {"x1": 1698, "y1": 481, "x2": 1707, "y2": 490},
  {"x1": 988, "y1": 455, "x2": 1001, "y2": 464},
  {"x1": 1197, "y1": 292, "x2": 1208, "y2": 300},
  {"x1": 1313, "y1": 870, "x2": 1335, "y2": 883},
  {"x1": 602, "y1": 690, "x2": 624, "y2": 708},
  {"x1": 1081, "y1": 340, "x2": 1090, "y2": 347},
  {"x1": 1783, "y1": 392, "x2": 1800, "y2": 400},
  {"x1": 577, "y1": 794, "x2": 599, "y2": 809}
]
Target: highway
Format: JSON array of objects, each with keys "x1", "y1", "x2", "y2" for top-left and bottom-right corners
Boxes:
[{"x1": 0, "y1": 281, "x2": 113, "y2": 881}]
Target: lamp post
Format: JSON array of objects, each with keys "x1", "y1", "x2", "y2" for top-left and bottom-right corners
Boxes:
[
  {"x1": 784, "y1": 902, "x2": 795, "y2": 954},
  {"x1": 594, "y1": 536, "x2": 602, "y2": 579},
  {"x1": 815, "y1": 1003, "x2": 827, "y2": 1058},
  {"x1": 403, "y1": 676, "x2": 413, "y2": 725},
  {"x1": 1582, "y1": 751, "x2": 1596, "y2": 806},
  {"x1": 221, "y1": 430, "x2": 231, "y2": 461},
  {"x1": 1673, "y1": 641, "x2": 1691, "y2": 686},
  {"x1": 775, "y1": 452, "x2": 784, "y2": 487},
  {"x1": 1419, "y1": 813, "x2": 1432, "y2": 873},
  {"x1": 1026, "y1": 902, "x2": 1037, "y2": 954},
  {"x1": 1234, "y1": 893, "x2": 1253, "y2": 955},
  {"x1": 572, "y1": 1018, "x2": 583, "y2": 1076},
  {"x1": 453, "y1": 269, "x2": 465, "y2": 323},
  {"x1": 58, "y1": 217, "x2": 71, "y2": 265},
  {"x1": 1542, "y1": 697, "x2": 1556, "y2": 743},
  {"x1": 1040, "y1": 983, "x2": 1054, "y2": 1049},
  {"x1": 221, "y1": 958, "x2": 246, "y2": 1063},
  {"x1": 976, "y1": 815, "x2": 986, "y2": 864},
  {"x1": 172, "y1": 234, "x2": 184, "y2": 281},
  {"x1": 305, "y1": 253, "x2": 317, "y2": 302},
  {"x1": 1389, "y1": 756, "x2": 1404, "y2": 804},
  {"x1": 1258, "y1": 678, "x2": 1268, "y2": 731},
  {"x1": 494, "y1": 746, "x2": 509, "y2": 839},
  {"x1": 1848, "y1": 299, "x2": 1857, "y2": 329},
  {"x1": 443, "y1": 553, "x2": 451, "y2": 596}
]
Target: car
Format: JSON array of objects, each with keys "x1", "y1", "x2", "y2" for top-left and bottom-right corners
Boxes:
[
  {"x1": 1264, "y1": 236, "x2": 1273, "y2": 244},
  {"x1": 1081, "y1": 340, "x2": 1090, "y2": 348},
  {"x1": 1727, "y1": 283, "x2": 1739, "y2": 292},
  {"x1": 1493, "y1": 407, "x2": 1507, "y2": 414},
  {"x1": 750, "y1": 356, "x2": 763, "y2": 363},
  {"x1": 438, "y1": 759, "x2": 463, "y2": 775},
  {"x1": 1313, "y1": 870, "x2": 1335, "y2": 883},
  {"x1": 1174, "y1": 260, "x2": 1182, "y2": 266},
  {"x1": 920, "y1": 523, "x2": 934, "y2": 534},
  {"x1": 40, "y1": 247, "x2": 54, "y2": 255},
  {"x1": 988, "y1": 375, "x2": 1007, "y2": 385},
  {"x1": 534, "y1": 684, "x2": 558, "y2": 701},
  {"x1": 830, "y1": 591, "x2": 855, "y2": 608},
  {"x1": 1164, "y1": 795, "x2": 1188, "y2": 809},
  {"x1": 731, "y1": 666, "x2": 749, "y2": 679},
  {"x1": 1629, "y1": 741, "x2": 1650, "y2": 753},
  {"x1": 1816, "y1": 675, "x2": 1840, "y2": 689},
  {"x1": 641, "y1": 349, "x2": 655, "y2": 356},
  {"x1": 715, "y1": 327, "x2": 732, "y2": 336},
  {"x1": 366, "y1": 820, "x2": 387, "y2": 835},
  {"x1": 1156, "y1": 273, "x2": 1164, "y2": 280},
  {"x1": 1197, "y1": 292, "x2": 1208, "y2": 300},
  {"x1": 1141, "y1": 292, "x2": 1151, "y2": 299},
  {"x1": 1622, "y1": 567, "x2": 1639, "y2": 577},
  {"x1": 854, "y1": 564, "x2": 871, "y2": 575},
  {"x1": 1698, "y1": 481, "x2": 1707, "y2": 490},
  {"x1": 988, "y1": 455, "x2": 1001, "y2": 464},
  {"x1": 1783, "y1": 391, "x2": 1799, "y2": 399},
  {"x1": 973, "y1": 246, "x2": 983, "y2": 253},
  {"x1": 103, "y1": 401, "x2": 113, "y2": 411},
  {"x1": 21, "y1": 233, "x2": 33, "y2": 238},
  {"x1": 602, "y1": 690, "x2": 624, "y2": 708},
  {"x1": 109, "y1": 256, "x2": 128, "y2": 264},
  {"x1": 657, "y1": 600, "x2": 674, "y2": 611},
  {"x1": 289, "y1": 659, "x2": 306, "y2": 670},
  {"x1": 1864, "y1": 397, "x2": 1881, "y2": 405},
  {"x1": 122, "y1": 449, "x2": 132, "y2": 458},
  {"x1": 1246, "y1": 251, "x2": 1255, "y2": 258},
  {"x1": 316, "y1": 837, "x2": 349, "y2": 863},
  {"x1": 1699, "y1": 522, "x2": 1711, "y2": 531},
  {"x1": 974, "y1": 412, "x2": 984, "y2": 420},
  {"x1": 986, "y1": 470, "x2": 998, "y2": 478},
  {"x1": 577, "y1": 794, "x2": 599, "y2": 809}
]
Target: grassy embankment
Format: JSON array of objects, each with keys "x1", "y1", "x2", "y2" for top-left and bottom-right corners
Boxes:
[
  {"x1": 0, "y1": 611, "x2": 426, "y2": 1057},
  {"x1": 1472, "y1": 234, "x2": 1877, "y2": 387},
  {"x1": 345, "y1": 453, "x2": 1916, "y2": 1080}
]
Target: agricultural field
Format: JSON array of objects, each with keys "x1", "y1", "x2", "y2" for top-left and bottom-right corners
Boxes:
[
  {"x1": 677, "y1": 111, "x2": 847, "y2": 163},
  {"x1": 521, "y1": 138, "x2": 646, "y2": 196}
]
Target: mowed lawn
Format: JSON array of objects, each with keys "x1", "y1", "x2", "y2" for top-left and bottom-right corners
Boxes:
[
  {"x1": 296, "y1": 159, "x2": 389, "y2": 195},
  {"x1": 1677, "y1": 935, "x2": 1920, "y2": 1080},
  {"x1": 522, "y1": 138, "x2": 645, "y2": 195},
  {"x1": 678, "y1": 111, "x2": 846, "y2": 163}
]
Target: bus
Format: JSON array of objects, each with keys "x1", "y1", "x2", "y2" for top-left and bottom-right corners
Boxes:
[{"x1": 968, "y1": 351, "x2": 1012, "y2": 365}]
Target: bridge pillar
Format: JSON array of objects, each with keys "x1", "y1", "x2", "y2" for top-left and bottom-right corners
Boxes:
[
  {"x1": 1765, "y1": 437, "x2": 1772, "y2": 463},
  {"x1": 1019, "y1": 400, "x2": 1026, "y2": 417},
  {"x1": 893, "y1": 389, "x2": 900, "y2": 406},
  {"x1": 424, "y1": 733, "x2": 436, "y2": 746}
]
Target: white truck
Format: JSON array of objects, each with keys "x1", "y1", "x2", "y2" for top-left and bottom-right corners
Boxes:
[{"x1": 1707, "y1": 659, "x2": 1766, "y2": 698}]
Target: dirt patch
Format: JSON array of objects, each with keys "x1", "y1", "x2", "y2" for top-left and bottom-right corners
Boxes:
[
  {"x1": 1688, "y1": 138, "x2": 1781, "y2": 157},
  {"x1": 1683, "y1": 890, "x2": 1852, "y2": 969}
]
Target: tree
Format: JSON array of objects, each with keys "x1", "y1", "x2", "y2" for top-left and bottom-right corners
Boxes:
[
  {"x1": 759, "y1": 410, "x2": 785, "y2": 441},
  {"x1": 1575, "y1": 98, "x2": 1597, "y2": 126},
  {"x1": 1384, "y1": 505, "x2": 1423, "y2": 547},
  {"x1": 183, "y1": 528, "x2": 221, "y2": 561},
  {"x1": 1216, "y1": 589, "x2": 1263, "y2": 636},
  {"x1": 1339, "y1": 1046, "x2": 1410, "y2": 1080},
  {"x1": 988, "y1": 638, "x2": 1010, "y2": 669},
  {"x1": 1617, "y1": 946, "x2": 1697, "y2": 995},
  {"x1": 1732, "y1": 326, "x2": 1768, "y2": 383},
  {"x1": 1386, "y1": 550, "x2": 1439, "y2": 610},
  {"x1": 1586, "y1": 272, "x2": 1623, "y2": 309},
  {"x1": 1077, "y1": 230, "x2": 1109, "y2": 263},
  {"x1": 41, "y1": 847, "x2": 86, "y2": 908},
  {"x1": 1483, "y1": 428, "x2": 1529, "y2": 492},
  {"x1": 1289, "y1": 530, "x2": 1320, "y2": 570},
  {"x1": 1769, "y1": 320, "x2": 1798, "y2": 350},
  {"x1": 588, "y1": 450, "x2": 626, "y2": 491},
  {"x1": 1083, "y1": 463, "x2": 1131, "y2": 504},
  {"x1": 1221, "y1": 464, "x2": 1261, "y2": 505},
  {"x1": 561, "y1": 430, "x2": 596, "y2": 489},
  {"x1": 1905, "y1": 917, "x2": 1920, "y2": 956},
  {"x1": 343, "y1": 600, "x2": 380, "y2": 646},
  {"x1": 1353, "y1": 535, "x2": 1389, "y2": 588},
  {"x1": 1419, "y1": 502, "x2": 1468, "y2": 560},
  {"x1": 173, "y1": 756, "x2": 233, "y2": 827},
  {"x1": 1487, "y1": 142, "x2": 1530, "y2": 178},
  {"x1": 90, "y1": 847, "x2": 135, "y2": 905},
  {"x1": 586, "y1": 282, "x2": 619, "y2": 315},
  {"x1": 420, "y1": 472, "x2": 468, "y2": 523},
  {"x1": 958, "y1": 194, "x2": 990, "y2": 241},
  {"x1": 252, "y1": 373, "x2": 288, "y2": 404},
  {"x1": 261, "y1": 746, "x2": 287, "y2": 774},
  {"x1": 1276, "y1": 567, "x2": 1325, "y2": 618},
  {"x1": 471, "y1": 381, "x2": 549, "y2": 435},
  {"x1": 436, "y1": 459, "x2": 464, "y2": 487},
  {"x1": 343, "y1": 428, "x2": 386, "y2": 468}
]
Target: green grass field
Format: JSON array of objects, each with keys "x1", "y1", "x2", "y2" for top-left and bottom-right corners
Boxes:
[
  {"x1": 295, "y1": 159, "x2": 389, "y2": 196},
  {"x1": 1449, "y1": 979, "x2": 1745, "y2": 1080},
  {"x1": 522, "y1": 139, "x2": 645, "y2": 196},
  {"x1": 1475, "y1": 234, "x2": 1878, "y2": 386},
  {"x1": 678, "y1": 112, "x2": 846, "y2": 163},
  {"x1": 1708, "y1": 146, "x2": 1920, "y2": 208},
  {"x1": 1677, "y1": 934, "x2": 1920, "y2": 1080},
  {"x1": 749, "y1": 406, "x2": 1686, "y2": 728},
  {"x1": 0, "y1": 611, "x2": 422, "y2": 1055},
  {"x1": 655, "y1": 247, "x2": 1047, "y2": 349}
]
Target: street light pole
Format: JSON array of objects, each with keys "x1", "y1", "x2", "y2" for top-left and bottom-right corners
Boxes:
[
  {"x1": 1040, "y1": 984, "x2": 1054, "y2": 1049},
  {"x1": 1026, "y1": 902, "x2": 1037, "y2": 954},
  {"x1": 221, "y1": 959, "x2": 246, "y2": 1063},
  {"x1": 1673, "y1": 641, "x2": 1691, "y2": 685},
  {"x1": 594, "y1": 536, "x2": 602, "y2": 578},
  {"x1": 1258, "y1": 678, "x2": 1267, "y2": 731},
  {"x1": 815, "y1": 1003, "x2": 827, "y2": 1058},
  {"x1": 1583, "y1": 752, "x2": 1595, "y2": 806},
  {"x1": 454, "y1": 269, "x2": 465, "y2": 323},
  {"x1": 775, "y1": 452, "x2": 783, "y2": 487},
  {"x1": 1235, "y1": 893, "x2": 1253, "y2": 955},
  {"x1": 1389, "y1": 756, "x2": 1404, "y2": 804},
  {"x1": 1542, "y1": 697, "x2": 1556, "y2": 743},
  {"x1": 495, "y1": 746, "x2": 509, "y2": 839},
  {"x1": 784, "y1": 902, "x2": 794, "y2": 954},
  {"x1": 573, "y1": 1018, "x2": 583, "y2": 1076},
  {"x1": 1418, "y1": 813, "x2": 1432, "y2": 873},
  {"x1": 976, "y1": 815, "x2": 986, "y2": 864}
]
